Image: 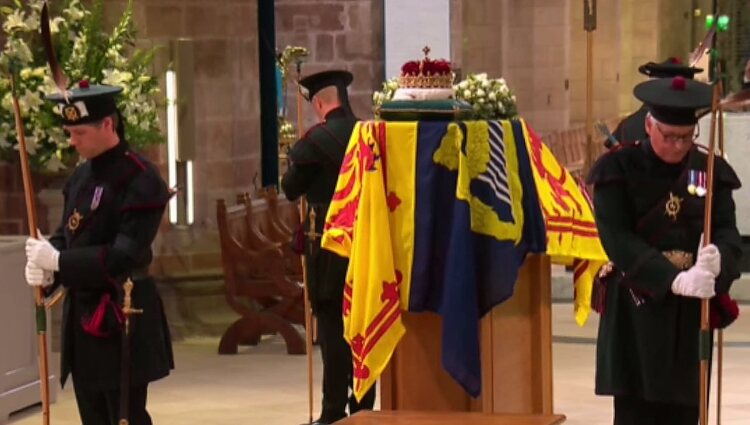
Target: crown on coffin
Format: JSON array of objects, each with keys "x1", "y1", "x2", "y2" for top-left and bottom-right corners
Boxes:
[{"x1": 398, "y1": 46, "x2": 455, "y2": 89}]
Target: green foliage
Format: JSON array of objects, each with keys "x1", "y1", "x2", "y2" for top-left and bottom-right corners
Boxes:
[{"x1": 0, "y1": 0, "x2": 163, "y2": 172}]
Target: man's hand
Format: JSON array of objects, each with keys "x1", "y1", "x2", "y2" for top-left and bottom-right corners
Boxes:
[
  {"x1": 696, "y1": 244, "x2": 721, "y2": 277},
  {"x1": 25, "y1": 261, "x2": 53, "y2": 287},
  {"x1": 25, "y1": 236, "x2": 60, "y2": 272},
  {"x1": 671, "y1": 264, "x2": 716, "y2": 299}
]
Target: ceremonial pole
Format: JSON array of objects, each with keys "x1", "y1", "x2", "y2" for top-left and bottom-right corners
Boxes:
[
  {"x1": 715, "y1": 65, "x2": 724, "y2": 425},
  {"x1": 9, "y1": 72, "x2": 51, "y2": 425},
  {"x1": 700, "y1": 81, "x2": 722, "y2": 425},
  {"x1": 583, "y1": 0, "x2": 597, "y2": 173},
  {"x1": 295, "y1": 60, "x2": 315, "y2": 425}
]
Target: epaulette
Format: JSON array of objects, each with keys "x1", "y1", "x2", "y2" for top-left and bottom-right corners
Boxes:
[
  {"x1": 124, "y1": 150, "x2": 147, "y2": 171},
  {"x1": 111, "y1": 149, "x2": 148, "y2": 189}
]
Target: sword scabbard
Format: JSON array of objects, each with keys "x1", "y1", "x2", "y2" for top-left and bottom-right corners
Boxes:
[{"x1": 119, "y1": 278, "x2": 143, "y2": 424}]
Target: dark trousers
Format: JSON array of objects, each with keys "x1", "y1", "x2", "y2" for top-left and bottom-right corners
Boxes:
[
  {"x1": 73, "y1": 382, "x2": 152, "y2": 425},
  {"x1": 316, "y1": 299, "x2": 376, "y2": 423},
  {"x1": 614, "y1": 396, "x2": 698, "y2": 425}
]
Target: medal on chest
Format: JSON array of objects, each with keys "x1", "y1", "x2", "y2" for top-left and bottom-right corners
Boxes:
[
  {"x1": 687, "y1": 169, "x2": 707, "y2": 198},
  {"x1": 665, "y1": 192, "x2": 682, "y2": 221},
  {"x1": 91, "y1": 186, "x2": 104, "y2": 210},
  {"x1": 67, "y1": 208, "x2": 83, "y2": 232}
]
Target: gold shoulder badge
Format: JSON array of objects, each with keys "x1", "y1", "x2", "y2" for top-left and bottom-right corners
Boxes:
[
  {"x1": 67, "y1": 208, "x2": 83, "y2": 232},
  {"x1": 664, "y1": 192, "x2": 682, "y2": 221}
]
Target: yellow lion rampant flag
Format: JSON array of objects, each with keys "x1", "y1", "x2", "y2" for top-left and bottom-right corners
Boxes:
[
  {"x1": 321, "y1": 121, "x2": 415, "y2": 400},
  {"x1": 523, "y1": 123, "x2": 608, "y2": 325}
]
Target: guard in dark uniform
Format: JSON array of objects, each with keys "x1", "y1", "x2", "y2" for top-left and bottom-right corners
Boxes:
[
  {"x1": 281, "y1": 70, "x2": 376, "y2": 424},
  {"x1": 607, "y1": 58, "x2": 703, "y2": 148},
  {"x1": 588, "y1": 76, "x2": 742, "y2": 424},
  {"x1": 24, "y1": 81, "x2": 173, "y2": 425}
]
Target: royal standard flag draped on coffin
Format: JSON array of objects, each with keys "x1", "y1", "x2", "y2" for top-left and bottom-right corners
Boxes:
[
  {"x1": 522, "y1": 125, "x2": 608, "y2": 326},
  {"x1": 321, "y1": 119, "x2": 547, "y2": 401}
]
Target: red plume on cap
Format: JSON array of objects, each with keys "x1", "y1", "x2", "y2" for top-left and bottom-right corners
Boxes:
[
  {"x1": 669, "y1": 56, "x2": 682, "y2": 64},
  {"x1": 671, "y1": 76, "x2": 687, "y2": 91},
  {"x1": 79, "y1": 80, "x2": 90, "y2": 89}
]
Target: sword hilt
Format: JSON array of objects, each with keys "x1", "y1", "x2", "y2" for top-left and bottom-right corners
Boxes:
[
  {"x1": 305, "y1": 208, "x2": 321, "y2": 240},
  {"x1": 122, "y1": 279, "x2": 143, "y2": 335}
]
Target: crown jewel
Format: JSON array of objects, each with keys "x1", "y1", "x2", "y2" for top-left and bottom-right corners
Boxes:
[{"x1": 398, "y1": 46, "x2": 455, "y2": 89}]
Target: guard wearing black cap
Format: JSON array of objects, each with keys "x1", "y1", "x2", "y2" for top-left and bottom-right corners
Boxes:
[
  {"x1": 587, "y1": 76, "x2": 742, "y2": 424},
  {"x1": 281, "y1": 70, "x2": 376, "y2": 424},
  {"x1": 24, "y1": 80, "x2": 173, "y2": 425},
  {"x1": 607, "y1": 57, "x2": 703, "y2": 148}
]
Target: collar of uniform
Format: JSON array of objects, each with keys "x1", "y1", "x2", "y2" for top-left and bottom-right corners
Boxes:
[
  {"x1": 91, "y1": 141, "x2": 128, "y2": 176},
  {"x1": 324, "y1": 106, "x2": 348, "y2": 121},
  {"x1": 641, "y1": 138, "x2": 692, "y2": 172}
]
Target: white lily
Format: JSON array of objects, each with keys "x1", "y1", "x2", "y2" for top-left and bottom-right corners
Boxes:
[{"x1": 3, "y1": 11, "x2": 27, "y2": 33}]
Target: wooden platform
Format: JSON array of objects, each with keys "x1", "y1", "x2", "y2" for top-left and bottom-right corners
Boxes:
[
  {"x1": 338, "y1": 411, "x2": 566, "y2": 425},
  {"x1": 380, "y1": 255, "x2": 556, "y2": 413}
]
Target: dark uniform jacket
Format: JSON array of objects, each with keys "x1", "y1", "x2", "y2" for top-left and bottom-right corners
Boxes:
[
  {"x1": 281, "y1": 107, "x2": 354, "y2": 310},
  {"x1": 47, "y1": 141, "x2": 174, "y2": 391},
  {"x1": 587, "y1": 140, "x2": 742, "y2": 406},
  {"x1": 608, "y1": 105, "x2": 648, "y2": 147}
]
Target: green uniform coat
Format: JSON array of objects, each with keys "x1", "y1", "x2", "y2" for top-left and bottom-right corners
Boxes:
[
  {"x1": 47, "y1": 141, "x2": 174, "y2": 391},
  {"x1": 587, "y1": 140, "x2": 742, "y2": 406},
  {"x1": 281, "y1": 107, "x2": 354, "y2": 310}
]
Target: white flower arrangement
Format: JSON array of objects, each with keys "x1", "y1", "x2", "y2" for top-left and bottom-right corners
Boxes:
[
  {"x1": 453, "y1": 73, "x2": 518, "y2": 120},
  {"x1": 0, "y1": 0, "x2": 162, "y2": 173},
  {"x1": 372, "y1": 77, "x2": 399, "y2": 111},
  {"x1": 371, "y1": 72, "x2": 518, "y2": 120}
]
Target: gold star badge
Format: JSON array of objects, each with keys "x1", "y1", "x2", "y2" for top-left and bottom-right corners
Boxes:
[
  {"x1": 67, "y1": 208, "x2": 83, "y2": 232},
  {"x1": 665, "y1": 192, "x2": 682, "y2": 221}
]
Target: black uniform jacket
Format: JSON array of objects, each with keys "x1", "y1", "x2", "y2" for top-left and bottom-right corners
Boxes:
[
  {"x1": 587, "y1": 140, "x2": 742, "y2": 405},
  {"x1": 281, "y1": 107, "x2": 354, "y2": 308},
  {"x1": 47, "y1": 141, "x2": 174, "y2": 391}
]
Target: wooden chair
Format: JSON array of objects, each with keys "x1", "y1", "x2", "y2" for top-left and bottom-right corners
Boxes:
[
  {"x1": 216, "y1": 198, "x2": 306, "y2": 355},
  {"x1": 236, "y1": 192, "x2": 303, "y2": 279},
  {"x1": 260, "y1": 186, "x2": 299, "y2": 239}
]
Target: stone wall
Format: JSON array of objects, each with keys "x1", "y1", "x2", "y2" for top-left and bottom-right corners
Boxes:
[
  {"x1": 275, "y1": 0, "x2": 385, "y2": 129},
  {"x1": 615, "y1": 0, "x2": 660, "y2": 118},
  {"x1": 455, "y1": 0, "x2": 668, "y2": 132}
]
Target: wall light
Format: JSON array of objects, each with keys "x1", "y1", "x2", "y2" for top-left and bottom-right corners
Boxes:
[{"x1": 165, "y1": 39, "x2": 195, "y2": 226}]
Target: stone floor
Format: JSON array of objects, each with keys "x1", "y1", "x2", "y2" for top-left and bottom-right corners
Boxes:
[{"x1": 7, "y1": 303, "x2": 750, "y2": 425}]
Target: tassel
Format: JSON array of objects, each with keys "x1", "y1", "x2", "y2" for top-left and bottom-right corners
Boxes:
[{"x1": 81, "y1": 293, "x2": 124, "y2": 337}]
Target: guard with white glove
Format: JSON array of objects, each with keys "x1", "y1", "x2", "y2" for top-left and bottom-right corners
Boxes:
[
  {"x1": 671, "y1": 263, "x2": 716, "y2": 299},
  {"x1": 25, "y1": 236, "x2": 60, "y2": 272},
  {"x1": 25, "y1": 261, "x2": 54, "y2": 287}
]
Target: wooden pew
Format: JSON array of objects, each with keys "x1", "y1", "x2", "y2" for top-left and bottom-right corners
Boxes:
[{"x1": 216, "y1": 198, "x2": 306, "y2": 355}]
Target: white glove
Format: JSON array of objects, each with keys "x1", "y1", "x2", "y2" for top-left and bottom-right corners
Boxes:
[
  {"x1": 671, "y1": 264, "x2": 716, "y2": 299},
  {"x1": 696, "y1": 242, "x2": 721, "y2": 277},
  {"x1": 25, "y1": 261, "x2": 54, "y2": 287},
  {"x1": 25, "y1": 236, "x2": 60, "y2": 272}
]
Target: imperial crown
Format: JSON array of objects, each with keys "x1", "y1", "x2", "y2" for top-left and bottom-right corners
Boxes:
[{"x1": 398, "y1": 46, "x2": 455, "y2": 89}]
